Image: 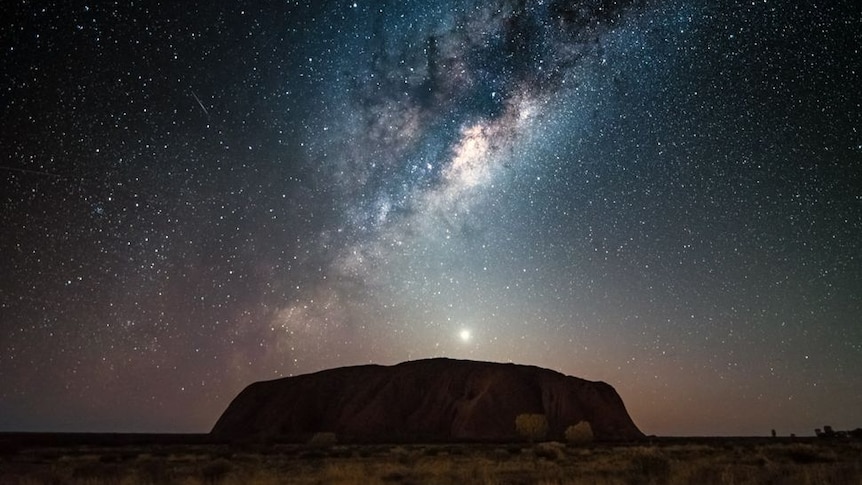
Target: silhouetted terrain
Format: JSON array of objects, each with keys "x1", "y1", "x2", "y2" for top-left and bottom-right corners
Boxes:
[{"x1": 211, "y1": 358, "x2": 643, "y2": 442}]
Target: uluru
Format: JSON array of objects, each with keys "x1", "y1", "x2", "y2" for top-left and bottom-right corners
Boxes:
[{"x1": 211, "y1": 358, "x2": 643, "y2": 442}]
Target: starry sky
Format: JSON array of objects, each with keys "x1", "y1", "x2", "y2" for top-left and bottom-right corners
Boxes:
[{"x1": 2, "y1": 0, "x2": 860, "y2": 437}]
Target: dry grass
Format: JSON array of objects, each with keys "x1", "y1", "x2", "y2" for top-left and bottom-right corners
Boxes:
[{"x1": 1, "y1": 439, "x2": 860, "y2": 485}]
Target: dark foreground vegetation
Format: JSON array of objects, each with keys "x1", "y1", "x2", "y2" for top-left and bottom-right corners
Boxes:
[{"x1": 1, "y1": 434, "x2": 860, "y2": 484}]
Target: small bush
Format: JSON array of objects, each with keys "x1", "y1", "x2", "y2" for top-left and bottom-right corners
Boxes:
[
  {"x1": 535, "y1": 442, "x2": 566, "y2": 461},
  {"x1": 515, "y1": 413, "x2": 549, "y2": 442},
  {"x1": 565, "y1": 421, "x2": 594, "y2": 445}
]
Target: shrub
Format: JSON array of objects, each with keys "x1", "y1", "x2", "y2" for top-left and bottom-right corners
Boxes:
[
  {"x1": 565, "y1": 421, "x2": 594, "y2": 445},
  {"x1": 515, "y1": 413, "x2": 549, "y2": 442},
  {"x1": 535, "y1": 442, "x2": 566, "y2": 461}
]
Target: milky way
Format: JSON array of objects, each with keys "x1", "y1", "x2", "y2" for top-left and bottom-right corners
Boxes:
[{"x1": 2, "y1": 0, "x2": 860, "y2": 435}]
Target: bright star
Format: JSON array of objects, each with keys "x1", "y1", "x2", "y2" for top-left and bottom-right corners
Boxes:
[{"x1": 459, "y1": 329, "x2": 472, "y2": 342}]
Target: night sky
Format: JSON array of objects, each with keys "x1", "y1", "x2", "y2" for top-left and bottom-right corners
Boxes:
[{"x1": 2, "y1": 0, "x2": 860, "y2": 437}]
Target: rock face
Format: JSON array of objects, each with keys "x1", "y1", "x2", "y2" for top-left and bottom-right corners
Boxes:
[{"x1": 211, "y1": 358, "x2": 643, "y2": 442}]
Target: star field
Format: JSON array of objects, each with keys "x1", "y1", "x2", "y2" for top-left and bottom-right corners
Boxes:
[{"x1": 1, "y1": 0, "x2": 861, "y2": 436}]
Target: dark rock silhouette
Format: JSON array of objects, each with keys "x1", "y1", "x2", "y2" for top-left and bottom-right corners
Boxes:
[{"x1": 211, "y1": 358, "x2": 643, "y2": 442}]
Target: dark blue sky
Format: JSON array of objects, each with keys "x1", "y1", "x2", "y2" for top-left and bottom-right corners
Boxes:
[{"x1": 2, "y1": 0, "x2": 860, "y2": 436}]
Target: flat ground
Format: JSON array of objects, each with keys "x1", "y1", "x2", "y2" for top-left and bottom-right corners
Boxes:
[{"x1": 1, "y1": 435, "x2": 860, "y2": 484}]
